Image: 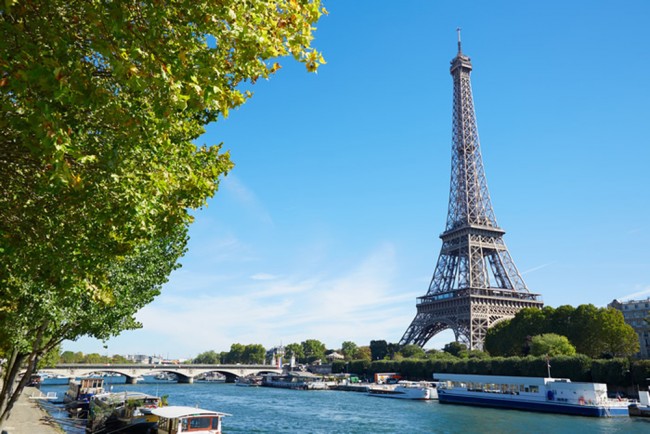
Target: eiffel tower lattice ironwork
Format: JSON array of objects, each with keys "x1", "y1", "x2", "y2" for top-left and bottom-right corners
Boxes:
[{"x1": 400, "y1": 32, "x2": 543, "y2": 350}]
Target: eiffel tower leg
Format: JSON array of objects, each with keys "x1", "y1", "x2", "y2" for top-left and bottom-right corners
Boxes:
[{"x1": 400, "y1": 313, "x2": 448, "y2": 347}]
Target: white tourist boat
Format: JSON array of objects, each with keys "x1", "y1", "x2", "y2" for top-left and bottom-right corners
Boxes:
[
  {"x1": 435, "y1": 373, "x2": 630, "y2": 417},
  {"x1": 368, "y1": 381, "x2": 438, "y2": 400},
  {"x1": 151, "y1": 406, "x2": 231, "y2": 434}
]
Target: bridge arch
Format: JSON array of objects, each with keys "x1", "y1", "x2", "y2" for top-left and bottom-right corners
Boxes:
[{"x1": 41, "y1": 364, "x2": 283, "y2": 384}]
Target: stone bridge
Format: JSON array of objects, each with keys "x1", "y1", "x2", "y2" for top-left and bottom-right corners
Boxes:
[{"x1": 40, "y1": 363, "x2": 282, "y2": 384}]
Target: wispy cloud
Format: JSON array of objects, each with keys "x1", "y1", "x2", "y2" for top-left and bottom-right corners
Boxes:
[
  {"x1": 222, "y1": 175, "x2": 273, "y2": 226},
  {"x1": 119, "y1": 242, "x2": 415, "y2": 355},
  {"x1": 521, "y1": 262, "x2": 555, "y2": 275},
  {"x1": 250, "y1": 273, "x2": 280, "y2": 281},
  {"x1": 617, "y1": 286, "x2": 650, "y2": 301}
]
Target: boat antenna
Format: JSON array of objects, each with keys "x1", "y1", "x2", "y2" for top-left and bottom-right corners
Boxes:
[{"x1": 545, "y1": 355, "x2": 551, "y2": 378}]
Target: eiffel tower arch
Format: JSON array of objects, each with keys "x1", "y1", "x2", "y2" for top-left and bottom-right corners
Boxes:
[{"x1": 400, "y1": 32, "x2": 543, "y2": 351}]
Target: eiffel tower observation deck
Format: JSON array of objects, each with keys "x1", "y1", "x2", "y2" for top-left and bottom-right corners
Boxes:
[{"x1": 400, "y1": 32, "x2": 543, "y2": 351}]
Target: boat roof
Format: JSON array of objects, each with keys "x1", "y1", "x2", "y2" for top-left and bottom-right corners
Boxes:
[
  {"x1": 93, "y1": 391, "x2": 160, "y2": 404},
  {"x1": 434, "y1": 373, "x2": 571, "y2": 385},
  {"x1": 151, "y1": 406, "x2": 231, "y2": 419}
]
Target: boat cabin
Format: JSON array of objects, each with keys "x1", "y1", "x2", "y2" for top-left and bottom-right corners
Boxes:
[{"x1": 151, "y1": 406, "x2": 231, "y2": 434}]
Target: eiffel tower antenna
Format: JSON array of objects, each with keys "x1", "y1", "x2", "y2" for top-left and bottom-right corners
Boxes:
[{"x1": 400, "y1": 35, "x2": 543, "y2": 351}]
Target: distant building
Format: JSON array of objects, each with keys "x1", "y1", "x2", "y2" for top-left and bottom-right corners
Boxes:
[
  {"x1": 125, "y1": 354, "x2": 149, "y2": 363},
  {"x1": 325, "y1": 352, "x2": 345, "y2": 362},
  {"x1": 609, "y1": 298, "x2": 650, "y2": 358},
  {"x1": 266, "y1": 345, "x2": 285, "y2": 366}
]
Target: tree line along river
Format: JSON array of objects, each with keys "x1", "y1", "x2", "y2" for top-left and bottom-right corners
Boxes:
[{"x1": 39, "y1": 379, "x2": 647, "y2": 433}]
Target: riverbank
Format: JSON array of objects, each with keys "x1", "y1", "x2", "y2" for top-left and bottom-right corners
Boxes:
[{"x1": 2, "y1": 387, "x2": 62, "y2": 434}]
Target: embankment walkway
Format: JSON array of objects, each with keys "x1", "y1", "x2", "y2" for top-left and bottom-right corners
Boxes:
[{"x1": 2, "y1": 387, "x2": 61, "y2": 434}]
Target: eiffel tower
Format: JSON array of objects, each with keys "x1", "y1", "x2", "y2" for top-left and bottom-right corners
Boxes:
[{"x1": 400, "y1": 31, "x2": 543, "y2": 350}]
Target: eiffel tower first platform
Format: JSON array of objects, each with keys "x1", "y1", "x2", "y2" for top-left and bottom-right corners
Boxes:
[{"x1": 400, "y1": 32, "x2": 543, "y2": 351}]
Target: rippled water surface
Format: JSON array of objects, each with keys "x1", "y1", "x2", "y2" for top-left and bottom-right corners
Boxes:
[{"x1": 40, "y1": 381, "x2": 649, "y2": 433}]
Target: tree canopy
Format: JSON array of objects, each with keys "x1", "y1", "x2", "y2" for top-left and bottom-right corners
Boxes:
[
  {"x1": 485, "y1": 305, "x2": 639, "y2": 358},
  {"x1": 193, "y1": 351, "x2": 221, "y2": 365},
  {"x1": 340, "y1": 341, "x2": 358, "y2": 360},
  {"x1": 301, "y1": 339, "x2": 326, "y2": 363},
  {"x1": 0, "y1": 0, "x2": 324, "y2": 426},
  {"x1": 530, "y1": 333, "x2": 576, "y2": 357},
  {"x1": 369, "y1": 340, "x2": 388, "y2": 361}
]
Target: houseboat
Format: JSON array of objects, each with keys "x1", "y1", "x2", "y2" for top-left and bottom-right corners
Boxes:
[
  {"x1": 63, "y1": 377, "x2": 105, "y2": 417},
  {"x1": 261, "y1": 372, "x2": 329, "y2": 390},
  {"x1": 151, "y1": 406, "x2": 231, "y2": 434},
  {"x1": 435, "y1": 373, "x2": 630, "y2": 417},
  {"x1": 86, "y1": 391, "x2": 161, "y2": 433},
  {"x1": 368, "y1": 381, "x2": 438, "y2": 400}
]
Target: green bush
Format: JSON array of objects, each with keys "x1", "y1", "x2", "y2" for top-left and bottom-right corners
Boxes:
[
  {"x1": 344, "y1": 353, "x2": 637, "y2": 387},
  {"x1": 331, "y1": 360, "x2": 346, "y2": 374},
  {"x1": 631, "y1": 360, "x2": 650, "y2": 387},
  {"x1": 548, "y1": 355, "x2": 591, "y2": 381},
  {"x1": 491, "y1": 356, "x2": 523, "y2": 376},
  {"x1": 591, "y1": 358, "x2": 631, "y2": 386},
  {"x1": 519, "y1": 356, "x2": 548, "y2": 377},
  {"x1": 467, "y1": 358, "x2": 491, "y2": 375},
  {"x1": 348, "y1": 360, "x2": 371, "y2": 378}
]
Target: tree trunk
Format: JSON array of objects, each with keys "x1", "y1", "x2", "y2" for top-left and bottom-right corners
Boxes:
[
  {"x1": 0, "y1": 323, "x2": 48, "y2": 429},
  {"x1": 0, "y1": 349, "x2": 27, "y2": 429}
]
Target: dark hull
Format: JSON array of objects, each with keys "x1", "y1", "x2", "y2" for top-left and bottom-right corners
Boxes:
[{"x1": 438, "y1": 392, "x2": 629, "y2": 417}]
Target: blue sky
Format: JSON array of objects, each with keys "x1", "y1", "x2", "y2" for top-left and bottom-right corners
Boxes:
[{"x1": 67, "y1": 1, "x2": 650, "y2": 359}]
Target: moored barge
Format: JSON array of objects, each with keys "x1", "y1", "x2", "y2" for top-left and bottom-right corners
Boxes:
[{"x1": 435, "y1": 373, "x2": 630, "y2": 417}]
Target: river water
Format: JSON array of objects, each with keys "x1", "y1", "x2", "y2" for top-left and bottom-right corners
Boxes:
[{"x1": 39, "y1": 380, "x2": 649, "y2": 433}]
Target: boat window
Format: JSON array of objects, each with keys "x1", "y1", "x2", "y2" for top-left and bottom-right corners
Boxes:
[
  {"x1": 189, "y1": 417, "x2": 211, "y2": 429},
  {"x1": 212, "y1": 417, "x2": 221, "y2": 429},
  {"x1": 529, "y1": 385, "x2": 539, "y2": 393}
]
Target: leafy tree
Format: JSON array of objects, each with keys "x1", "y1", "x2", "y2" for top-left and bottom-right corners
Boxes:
[
  {"x1": 530, "y1": 333, "x2": 576, "y2": 357},
  {"x1": 242, "y1": 344, "x2": 266, "y2": 364},
  {"x1": 354, "y1": 346, "x2": 372, "y2": 361},
  {"x1": 194, "y1": 351, "x2": 220, "y2": 364},
  {"x1": 83, "y1": 353, "x2": 104, "y2": 364},
  {"x1": 0, "y1": 0, "x2": 324, "y2": 426},
  {"x1": 302, "y1": 339, "x2": 326, "y2": 363},
  {"x1": 341, "y1": 341, "x2": 358, "y2": 360},
  {"x1": 400, "y1": 344, "x2": 425, "y2": 359},
  {"x1": 569, "y1": 304, "x2": 601, "y2": 356},
  {"x1": 285, "y1": 343, "x2": 304, "y2": 363},
  {"x1": 386, "y1": 343, "x2": 401, "y2": 359},
  {"x1": 60, "y1": 351, "x2": 80, "y2": 364},
  {"x1": 596, "y1": 308, "x2": 639, "y2": 358},
  {"x1": 110, "y1": 354, "x2": 131, "y2": 364},
  {"x1": 443, "y1": 342, "x2": 467, "y2": 357},
  {"x1": 485, "y1": 304, "x2": 639, "y2": 358},
  {"x1": 37, "y1": 345, "x2": 61, "y2": 370},
  {"x1": 370, "y1": 340, "x2": 388, "y2": 360},
  {"x1": 226, "y1": 344, "x2": 246, "y2": 364}
]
